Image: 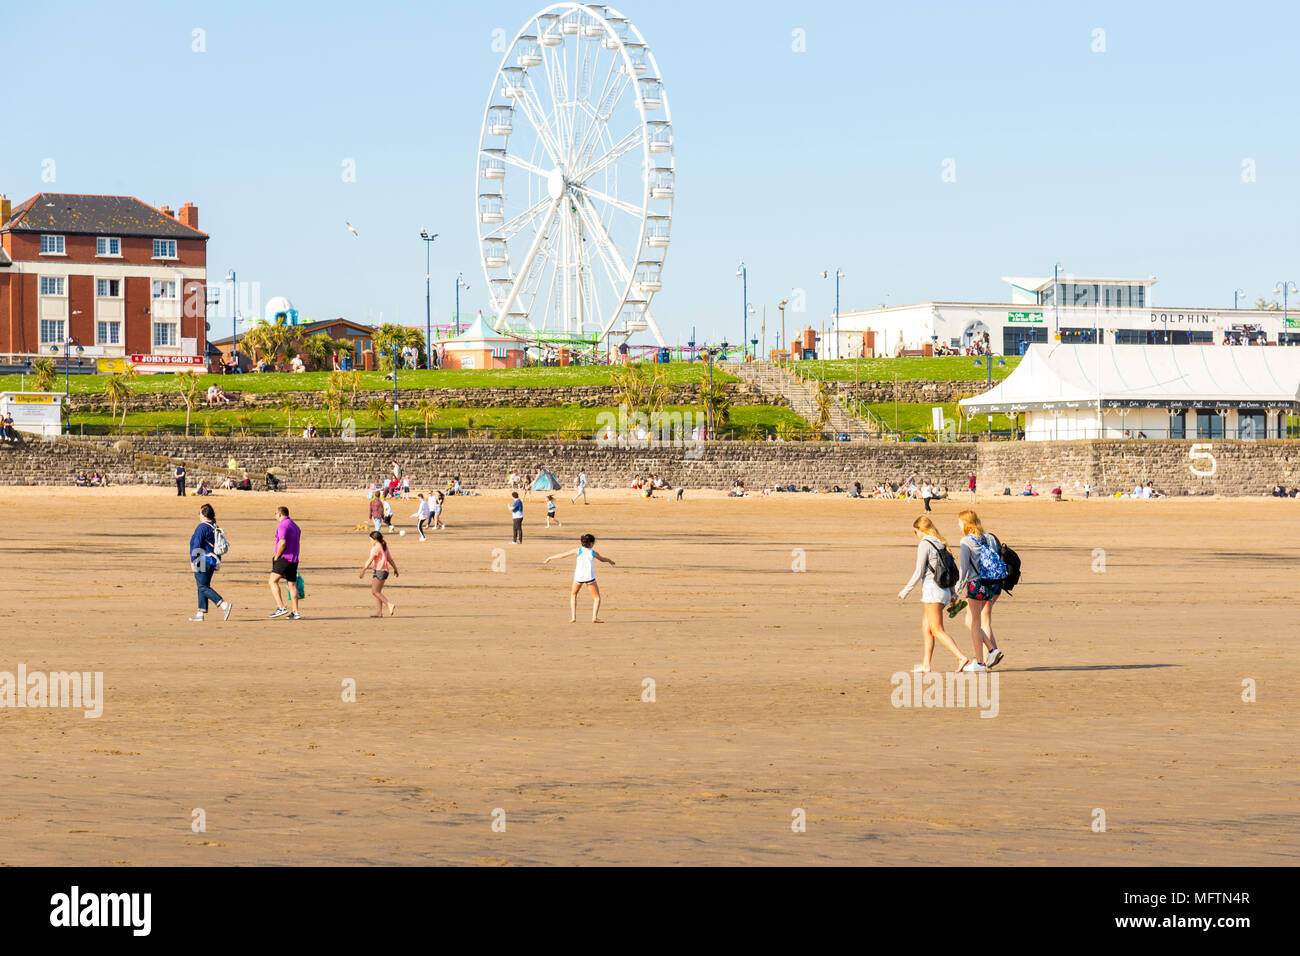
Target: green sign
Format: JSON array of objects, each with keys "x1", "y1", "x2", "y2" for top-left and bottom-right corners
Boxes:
[
  {"x1": 1007, "y1": 311, "x2": 1044, "y2": 324},
  {"x1": 1288, "y1": 315, "x2": 1300, "y2": 329}
]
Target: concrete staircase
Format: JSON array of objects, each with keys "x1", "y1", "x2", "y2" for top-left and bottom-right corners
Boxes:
[{"x1": 725, "y1": 361, "x2": 890, "y2": 440}]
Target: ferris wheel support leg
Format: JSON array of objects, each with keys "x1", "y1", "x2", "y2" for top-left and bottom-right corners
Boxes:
[
  {"x1": 495, "y1": 196, "x2": 563, "y2": 326},
  {"x1": 573, "y1": 195, "x2": 669, "y2": 348}
]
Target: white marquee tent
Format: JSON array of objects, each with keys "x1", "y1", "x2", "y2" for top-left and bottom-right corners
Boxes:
[{"x1": 960, "y1": 344, "x2": 1300, "y2": 440}]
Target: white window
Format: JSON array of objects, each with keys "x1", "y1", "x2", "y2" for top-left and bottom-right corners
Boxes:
[
  {"x1": 97, "y1": 321, "x2": 121, "y2": 345},
  {"x1": 153, "y1": 323, "x2": 178, "y2": 347},
  {"x1": 152, "y1": 280, "x2": 177, "y2": 299},
  {"x1": 96, "y1": 237, "x2": 122, "y2": 257},
  {"x1": 40, "y1": 276, "x2": 66, "y2": 296},
  {"x1": 152, "y1": 239, "x2": 177, "y2": 259},
  {"x1": 96, "y1": 278, "x2": 122, "y2": 298},
  {"x1": 40, "y1": 319, "x2": 66, "y2": 344},
  {"x1": 40, "y1": 235, "x2": 65, "y2": 255}
]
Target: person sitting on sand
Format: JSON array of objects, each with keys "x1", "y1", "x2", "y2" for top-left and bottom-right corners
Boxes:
[
  {"x1": 196, "y1": 479, "x2": 212, "y2": 496},
  {"x1": 75, "y1": 470, "x2": 89, "y2": 487},
  {"x1": 90, "y1": 472, "x2": 104, "y2": 487}
]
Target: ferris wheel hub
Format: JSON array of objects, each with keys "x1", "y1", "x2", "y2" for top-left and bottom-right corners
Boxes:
[{"x1": 547, "y1": 168, "x2": 566, "y2": 200}]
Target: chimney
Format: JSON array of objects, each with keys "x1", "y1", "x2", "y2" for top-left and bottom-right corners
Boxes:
[
  {"x1": 179, "y1": 202, "x2": 199, "y2": 230},
  {"x1": 0, "y1": 194, "x2": 9, "y2": 228},
  {"x1": 161, "y1": 204, "x2": 175, "y2": 218}
]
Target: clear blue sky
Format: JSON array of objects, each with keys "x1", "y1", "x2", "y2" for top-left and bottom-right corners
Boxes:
[{"x1": 4, "y1": 0, "x2": 1298, "y2": 347}]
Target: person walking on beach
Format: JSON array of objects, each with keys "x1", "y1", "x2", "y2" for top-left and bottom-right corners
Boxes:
[
  {"x1": 955, "y1": 509, "x2": 1006, "y2": 670},
  {"x1": 359, "y1": 530, "x2": 399, "y2": 617},
  {"x1": 897, "y1": 515, "x2": 972, "y2": 673},
  {"x1": 412, "y1": 493, "x2": 432, "y2": 540},
  {"x1": 968, "y1": 473, "x2": 976, "y2": 502},
  {"x1": 546, "y1": 494, "x2": 561, "y2": 528},
  {"x1": 268, "y1": 505, "x2": 302, "y2": 620},
  {"x1": 510, "y1": 492, "x2": 524, "y2": 543},
  {"x1": 175, "y1": 463, "x2": 186, "y2": 497},
  {"x1": 368, "y1": 493, "x2": 383, "y2": 533},
  {"x1": 188, "y1": 503, "x2": 232, "y2": 622},
  {"x1": 544, "y1": 533, "x2": 615, "y2": 623},
  {"x1": 921, "y1": 480, "x2": 934, "y2": 512},
  {"x1": 382, "y1": 496, "x2": 395, "y2": 531},
  {"x1": 432, "y1": 491, "x2": 445, "y2": 530},
  {"x1": 571, "y1": 469, "x2": 589, "y2": 505}
]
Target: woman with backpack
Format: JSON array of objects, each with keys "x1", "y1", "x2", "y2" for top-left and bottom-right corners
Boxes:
[
  {"x1": 188, "y1": 503, "x2": 233, "y2": 622},
  {"x1": 897, "y1": 515, "x2": 971, "y2": 673},
  {"x1": 956, "y1": 509, "x2": 1006, "y2": 670}
]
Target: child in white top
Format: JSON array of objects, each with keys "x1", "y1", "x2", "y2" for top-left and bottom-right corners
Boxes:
[
  {"x1": 411, "y1": 494, "x2": 432, "y2": 540},
  {"x1": 544, "y1": 533, "x2": 615, "y2": 623}
]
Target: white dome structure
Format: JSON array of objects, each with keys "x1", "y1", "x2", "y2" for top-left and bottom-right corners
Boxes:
[{"x1": 264, "y1": 296, "x2": 295, "y2": 322}]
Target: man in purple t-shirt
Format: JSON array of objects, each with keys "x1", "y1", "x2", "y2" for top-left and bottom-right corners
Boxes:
[{"x1": 268, "y1": 505, "x2": 302, "y2": 619}]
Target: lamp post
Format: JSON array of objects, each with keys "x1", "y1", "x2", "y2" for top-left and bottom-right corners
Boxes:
[
  {"x1": 389, "y1": 345, "x2": 400, "y2": 438},
  {"x1": 823, "y1": 268, "x2": 844, "y2": 361},
  {"x1": 1275, "y1": 281, "x2": 1297, "y2": 335},
  {"x1": 420, "y1": 230, "x2": 438, "y2": 368},
  {"x1": 1234, "y1": 288, "x2": 1246, "y2": 310},
  {"x1": 454, "y1": 273, "x2": 471, "y2": 335},
  {"x1": 1052, "y1": 262, "x2": 1062, "y2": 338},
  {"x1": 973, "y1": 356, "x2": 1006, "y2": 439},
  {"x1": 225, "y1": 269, "x2": 237, "y2": 357},
  {"x1": 735, "y1": 262, "x2": 747, "y2": 361},
  {"x1": 778, "y1": 298, "x2": 788, "y2": 359}
]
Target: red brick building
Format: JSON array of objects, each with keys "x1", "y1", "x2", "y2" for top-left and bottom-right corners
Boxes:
[{"x1": 0, "y1": 193, "x2": 208, "y2": 363}]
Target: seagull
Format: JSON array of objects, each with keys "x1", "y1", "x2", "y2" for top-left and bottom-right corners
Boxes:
[{"x1": 346, "y1": 221, "x2": 359, "y2": 237}]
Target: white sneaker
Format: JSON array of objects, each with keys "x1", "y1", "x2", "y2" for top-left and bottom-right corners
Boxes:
[
  {"x1": 188, "y1": 613, "x2": 205, "y2": 622},
  {"x1": 961, "y1": 660, "x2": 989, "y2": 672},
  {"x1": 986, "y1": 648, "x2": 1004, "y2": 669},
  {"x1": 270, "y1": 607, "x2": 289, "y2": 619},
  {"x1": 220, "y1": 601, "x2": 233, "y2": 621}
]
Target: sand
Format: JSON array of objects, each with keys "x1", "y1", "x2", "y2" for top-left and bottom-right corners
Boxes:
[{"x1": 0, "y1": 485, "x2": 1295, "y2": 866}]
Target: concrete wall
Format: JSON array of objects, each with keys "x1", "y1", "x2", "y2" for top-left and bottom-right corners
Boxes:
[{"x1": 5, "y1": 435, "x2": 1296, "y2": 496}]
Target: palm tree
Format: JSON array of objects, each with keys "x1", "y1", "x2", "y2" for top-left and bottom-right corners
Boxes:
[
  {"x1": 367, "y1": 397, "x2": 388, "y2": 434},
  {"x1": 235, "y1": 413, "x2": 254, "y2": 436},
  {"x1": 282, "y1": 393, "x2": 301, "y2": 435},
  {"x1": 698, "y1": 378, "x2": 731, "y2": 432},
  {"x1": 32, "y1": 358, "x2": 58, "y2": 392},
  {"x1": 814, "y1": 382, "x2": 833, "y2": 430},
  {"x1": 614, "y1": 362, "x2": 668, "y2": 414},
  {"x1": 177, "y1": 370, "x2": 201, "y2": 436},
  {"x1": 105, "y1": 374, "x2": 131, "y2": 433},
  {"x1": 201, "y1": 416, "x2": 214, "y2": 437},
  {"x1": 322, "y1": 386, "x2": 344, "y2": 433},
  {"x1": 416, "y1": 398, "x2": 435, "y2": 437}
]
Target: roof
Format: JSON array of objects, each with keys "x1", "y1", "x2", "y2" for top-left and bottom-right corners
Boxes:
[
  {"x1": 442, "y1": 312, "x2": 525, "y2": 347},
  {"x1": 1002, "y1": 275, "x2": 1158, "y2": 293},
  {"x1": 0, "y1": 193, "x2": 208, "y2": 239},
  {"x1": 210, "y1": 317, "x2": 377, "y2": 346},
  {"x1": 960, "y1": 343, "x2": 1300, "y2": 413}
]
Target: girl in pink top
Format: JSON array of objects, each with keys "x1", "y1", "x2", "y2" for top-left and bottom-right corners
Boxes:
[{"x1": 359, "y1": 531, "x2": 400, "y2": 617}]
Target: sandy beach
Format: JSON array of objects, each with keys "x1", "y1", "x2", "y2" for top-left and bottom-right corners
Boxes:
[{"x1": 0, "y1": 486, "x2": 1295, "y2": 865}]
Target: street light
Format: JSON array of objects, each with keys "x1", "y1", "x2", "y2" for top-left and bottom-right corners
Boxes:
[
  {"x1": 389, "y1": 344, "x2": 401, "y2": 438},
  {"x1": 1052, "y1": 262, "x2": 1062, "y2": 337},
  {"x1": 735, "y1": 262, "x2": 748, "y2": 361},
  {"x1": 778, "y1": 298, "x2": 789, "y2": 358},
  {"x1": 225, "y1": 269, "x2": 237, "y2": 370},
  {"x1": 823, "y1": 268, "x2": 845, "y2": 362},
  {"x1": 454, "y1": 273, "x2": 471, "y2": 335},
  {"x1": 972, "y1": 356, "x2": 1006, "y2": 439},
  {"x1": 1234, "y1": 288, "x2": 1246, "y2": 310},
  {"x1": 420, "y1": 230, "x2": 438, "y2": 368},
  {"x1": 1274, "y1": 281, "x2": 1297, "y2": 335}
]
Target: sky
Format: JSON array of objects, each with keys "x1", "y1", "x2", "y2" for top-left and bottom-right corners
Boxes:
[{"x1": 3, "y1": 0, "x2": 1299, "y2": 349}]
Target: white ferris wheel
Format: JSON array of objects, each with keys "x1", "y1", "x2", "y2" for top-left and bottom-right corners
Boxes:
[{"x1": 476, "y1": 3, "x2": 673, "y2": 348}]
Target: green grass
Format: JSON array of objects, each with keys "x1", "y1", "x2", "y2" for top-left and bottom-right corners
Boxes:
[
  {"x1": 71, "y1": 403, "x2": 807, "y2": 435},
  {"x1": 861, "y1": 401, "x2": 1020, "y2": 435},
  {"x1": 8, "y1": 362, "x2": 738, "y2": 396},
  {"x1": 789, "y1": 356, "x2": 1020, "y2": 382}
]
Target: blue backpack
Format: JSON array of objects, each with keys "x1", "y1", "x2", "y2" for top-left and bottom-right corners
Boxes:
[{"x1": 975, "y1": 533, "x2": 1008, "y2": 580}]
